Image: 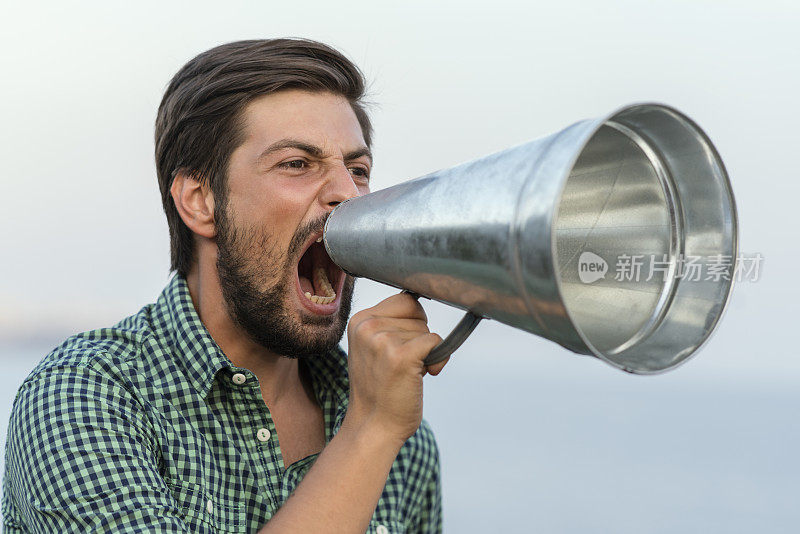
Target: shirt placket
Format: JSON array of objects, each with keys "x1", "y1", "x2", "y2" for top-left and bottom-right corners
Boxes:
[
  {"x1": 225, "y1": 367, "x2": 283, "y2": 517},
  {"x1": 221, "y1": 357, "x2": 349, "y2": 520}
]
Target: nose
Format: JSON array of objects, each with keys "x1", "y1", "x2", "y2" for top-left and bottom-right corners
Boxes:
[{"x1": 320, "y1": 162, "x2": 360, "y2": 209}]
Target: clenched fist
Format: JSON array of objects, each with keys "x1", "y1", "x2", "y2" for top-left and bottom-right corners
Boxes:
[{"x1": 343, "y1": 292, "x2": 450, "y2": 445}]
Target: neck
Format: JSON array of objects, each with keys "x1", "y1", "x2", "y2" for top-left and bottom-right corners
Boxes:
[{"x1": 185, "y1": 253, "x2": 302, "y2": 405}]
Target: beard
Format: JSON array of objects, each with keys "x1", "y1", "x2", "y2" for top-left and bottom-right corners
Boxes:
[{"x1": 215, "y1": 206, "x2": 355, "y2": 360}]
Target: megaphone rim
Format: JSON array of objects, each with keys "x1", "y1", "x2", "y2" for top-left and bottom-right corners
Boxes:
[{"x1": 547, "y1": 101, "x2": 739, "y2": 375}]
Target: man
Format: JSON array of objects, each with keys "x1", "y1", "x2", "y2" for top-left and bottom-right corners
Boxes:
[{"x1": 2, "y1": 39, "x2": 448, "y2": 533}]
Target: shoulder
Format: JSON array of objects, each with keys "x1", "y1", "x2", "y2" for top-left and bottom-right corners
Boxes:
[
  {"x1": 20, "y1": 303, "x2": 162, "y2": 394},
  {"x1": 7, "y1": 305, "x2": 167, "y2": 455},
  {"x1": 8, "y1": 327, "x2": 160, "y2": 440},
  {"x1": 3, "y1": 316, "x2": 165, "y2": 497}
]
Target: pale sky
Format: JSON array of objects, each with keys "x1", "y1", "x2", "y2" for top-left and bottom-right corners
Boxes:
[
  {"x1": 1, "y1": 1, "x2": 799, "y2": 530},
  {"x1": 2, "y1": 0, "x2": 798, "y2": 372}
]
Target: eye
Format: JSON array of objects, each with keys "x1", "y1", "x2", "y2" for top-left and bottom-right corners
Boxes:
[
  {"x1": 278, "y1": 159, "x2": 308, "y2": 170},
  {"x1": 349, "y1": 167, "x2": 370, "y2": 180}
]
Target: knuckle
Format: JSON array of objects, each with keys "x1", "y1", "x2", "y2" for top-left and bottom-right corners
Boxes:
[
  {"x1": 384, "y1": 347, "x2": 406, "y2": 369},
  {"x1": 348, "y1": 312, "x2": 366, "y2": 333},
  {"x1": 351, "y1": 309, "x2": 369, "y2": 322},
  {"x1": 372, "y1": 330, "x2": 394, "y2": 349},
  {"x1": 410, "y1": 300, "x2": 428, "y2": 321},
  {"x1": 415, "y1": 320, "x2": 431, "y2": 333},
  {"x1": 399, "y1": 292, "x2": 426, "y2": 319},
  {"x1": 352, "y1": 316, "x2": 380, "y2": 338}
]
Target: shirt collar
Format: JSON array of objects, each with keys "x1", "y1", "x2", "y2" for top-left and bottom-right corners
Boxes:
[
  {"x1": 156, "y1": 273, "x2": 349, "y2": 407},
  {"x1": 302, "y1": 345, "x2": 350, "y2": 409},
  {"x1": 158, "y1": 273, "x2": 232, "y2": 397}
]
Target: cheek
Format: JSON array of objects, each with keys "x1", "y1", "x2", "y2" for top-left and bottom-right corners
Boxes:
[
  {"x1": 260, "y1": 209, "x2": 298, "y2": 255},
  {"x1": 244, "y1": 187, "x2": 307, "y2": 236}
]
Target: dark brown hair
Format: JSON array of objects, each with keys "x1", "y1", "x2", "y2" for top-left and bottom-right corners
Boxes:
[{"x1": 155, "y1": 38, "x2": 373, "y2": 278}]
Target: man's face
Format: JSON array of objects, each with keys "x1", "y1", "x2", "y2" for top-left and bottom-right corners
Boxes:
[{"x1": 215, "y1": 89, "x2": 371, "y2": 359}]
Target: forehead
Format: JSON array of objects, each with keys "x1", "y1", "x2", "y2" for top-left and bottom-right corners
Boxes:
[{"x1": 239, "y1": 89, "x2": 366, "y2": 151}]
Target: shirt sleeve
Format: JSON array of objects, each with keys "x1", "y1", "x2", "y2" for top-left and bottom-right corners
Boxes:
[{"x1": 3, "y1": 359, "x2": 191, "y2": 533}]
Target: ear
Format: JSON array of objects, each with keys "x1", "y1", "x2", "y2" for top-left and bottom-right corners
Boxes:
[{"x1": 170, "y1": 171, "x2": 217, "y2": 239}]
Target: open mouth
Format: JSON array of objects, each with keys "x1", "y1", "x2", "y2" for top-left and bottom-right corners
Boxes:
[{"x1": 295, "y1": 235, "x2": 345, "y2": 312}]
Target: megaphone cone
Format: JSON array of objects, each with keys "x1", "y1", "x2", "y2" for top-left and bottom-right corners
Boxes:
[{"x1": 324, "y1": 103, "x2": 737, "y2": 374}]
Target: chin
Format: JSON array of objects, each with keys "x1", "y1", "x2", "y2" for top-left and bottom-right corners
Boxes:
[
  {"x1": 216, "y1": 211, "x2": 354, "y2": 359},
  {"x1": 290, "y1": 274, "x2": 356, "y2": 353}
]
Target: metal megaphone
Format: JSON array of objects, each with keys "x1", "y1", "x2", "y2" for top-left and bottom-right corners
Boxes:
[{"x1": 323, "y1": 103, "x2": 737, "y2": 374}]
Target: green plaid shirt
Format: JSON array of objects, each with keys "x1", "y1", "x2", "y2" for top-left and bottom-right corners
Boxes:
[{"x1": 2, "y1": 274, "x2": 442, "y2": 533}]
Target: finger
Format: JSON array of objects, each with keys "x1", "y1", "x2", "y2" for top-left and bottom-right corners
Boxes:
[
  {"x1": 352, "y1": 316, "x2": 431, "y2": 340},
  {"x1": 424, "y1": 355, "x2": 450, "y2": 376},
  {"x1": 362, "y1": 328, "x2": 429, "y2": 349},
  {"x1": 400, "y1": 332, "x2": 443, "y2": 363},
  {"x1": 374, "y1": 317, "x2": 430, "y2": 334},
  {"x1": 367, "y1": 292, "x2": 428, "y2": 322}
]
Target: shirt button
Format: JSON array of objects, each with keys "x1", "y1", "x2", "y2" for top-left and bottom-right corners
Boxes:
[
  {"x1": 231, "y1": 373, "x2": 247, "y2": 385},
  {"x1": 376, "y1": 525, "x2": 389, "y2": 534},
  {"x1": 206, "y1": 499, "x2": 213, "y2": 514},
  {"x1": 257, "y1": 428, "x2": 271, "y2": 442}
]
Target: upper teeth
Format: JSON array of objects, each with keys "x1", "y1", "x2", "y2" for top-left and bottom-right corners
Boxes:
[{"x1": 316, "y1": 237, "x2": 323, "y2": 243}]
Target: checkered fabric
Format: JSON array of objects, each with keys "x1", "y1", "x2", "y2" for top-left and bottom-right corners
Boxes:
[{"x1": 2, "y1": 274, "x2": 442, "y2": 533}]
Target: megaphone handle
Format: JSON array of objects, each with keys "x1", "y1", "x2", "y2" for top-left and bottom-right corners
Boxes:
[{"x1": 402, "y1": 290, "x2": 483, "y2": 366}]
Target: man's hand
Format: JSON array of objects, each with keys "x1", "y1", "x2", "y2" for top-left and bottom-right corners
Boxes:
[
  {"x1": 259, "y1": 292, "x2": 449, "y2": 533},
  {"x1": 344, "y1": 292, "x2": 449, "y2": 445}
]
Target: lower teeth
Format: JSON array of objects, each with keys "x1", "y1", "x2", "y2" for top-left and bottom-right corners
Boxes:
[
  {"x1": 304, "y1": 291, "x2": 336, "y2": 304},
  {"x1": 303, "y1": 265, "x2": 336, "y2": 304}
]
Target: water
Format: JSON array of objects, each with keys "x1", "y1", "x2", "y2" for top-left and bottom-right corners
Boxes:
[
  {"x1": 424, "y1": 345, "x2": 799, "y2": 533},
  {"x1": 1, "y1": 340, "x2": 797, "y2": 533}
]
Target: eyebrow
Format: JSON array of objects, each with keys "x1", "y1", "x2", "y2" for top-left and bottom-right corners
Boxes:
[{"x1": 257, "y1": 138, "x2": 372, "y2": 165}]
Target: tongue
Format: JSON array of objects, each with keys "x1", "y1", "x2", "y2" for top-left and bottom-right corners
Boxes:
[{"x1": 299, "y1": 275, "x2": 313, "y2": 295}]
